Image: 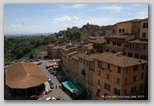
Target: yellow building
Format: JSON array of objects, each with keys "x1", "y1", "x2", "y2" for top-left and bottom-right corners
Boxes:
[
  {"x1": 116, "y1": 19, "x2": 141, "y2": 39},
  {"x1": 92, "y1": 52, "x2": 148, "y2": 100},
  {"x1": 78, "y1": 53, "x2": 99, "y2": 99},
  {"x1": 139, "y1": 18, "x2": 148, "y2": 40}
]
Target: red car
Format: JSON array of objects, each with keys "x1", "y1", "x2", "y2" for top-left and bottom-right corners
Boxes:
[{"x1": 29, "y1": 95, "x2": 39, "y2": 100}]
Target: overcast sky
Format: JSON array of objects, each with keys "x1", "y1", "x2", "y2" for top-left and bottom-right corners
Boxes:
[{"x1": 4, "y1": 4, "x2": 148, "y2": 35}]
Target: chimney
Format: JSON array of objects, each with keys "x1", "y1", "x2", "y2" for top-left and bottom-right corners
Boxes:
[{"x1": 139, "y1": 59, "x2": 142, "y2": 63}]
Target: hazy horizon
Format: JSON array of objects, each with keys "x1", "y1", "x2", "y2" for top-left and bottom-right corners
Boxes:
[{"x1": 4, "y1": 4, "x2": 148, "y2": 35}]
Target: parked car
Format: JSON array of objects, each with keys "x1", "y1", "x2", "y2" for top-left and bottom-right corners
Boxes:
[
  {"x1": 48, "y1": 67, "x2": 53, "y2": 71},
  {"x1": 51, "y1": 97, "x2": 56, "y2": 100},
  {"x1": 49, "y1": 70, "x2": 55, "y2": 74},
  {"x1": 56, "y1": 97, "x2": 64, "y2": 100},
  {"x1": 46, "y1": 97, "x2": 52, "y2": 100},
  {"x1": 29, "y1": 95, "x2": 39, "y2": 100},
  {"x1": 45, "y1": 89, "x2": 52, "y2": 95},
  {"x1": 50, "y1": 85, "x2": 54, "y2": 89},
  {"x1": 53, "y1": 71, "x2": 57, "y2": 76},
  {"x1": 57, "y1": 74, "x2": 66, "y2": 83},
  {"x1": 37, "y1": 61, "x2": 42, "y2": 65}
]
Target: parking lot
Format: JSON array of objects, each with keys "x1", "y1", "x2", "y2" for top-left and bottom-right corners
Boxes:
[{"x1": 37, "y1": 60, "x2": 72, "y2": 100}]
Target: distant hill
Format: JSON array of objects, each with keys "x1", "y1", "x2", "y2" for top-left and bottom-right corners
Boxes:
[{"x1": 4, "y1": 32, "x2": 54, "y2": 37}]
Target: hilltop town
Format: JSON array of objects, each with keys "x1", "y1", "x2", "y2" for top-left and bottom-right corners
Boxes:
[
  {"x1": 47, "y1": 18, "x2": 148, "y2": 100},
  {"x1": 4, "y1": 18, "x2": 148, "y2": 100}
]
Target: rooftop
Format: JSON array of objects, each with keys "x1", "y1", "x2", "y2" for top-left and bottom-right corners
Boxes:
[
  {"x1": 127, "y1": 39, "x2": 148, "y2": 44},
  {"x1": 83, "y1": 43, "x2": 93, "y2": 50},
  {"x1": 105, "y1": 35, "x2": 131, "y2": 39},
  {"x1": 71, "y1": 54, "x2": 80, "y2": 60},
  {"x1": 117, "y1": 19, "x2": 142, "y2": 24},
  {"x1": 78, "y1": 53, "x2": 100, "y2": 61},
  {"x1": 6, "y1": 62, "x2": 47, "y2": 89},
  {"x1": 90, "y1": 38, "x2": 105, "y2": 44},
  {"x1": 94, "y1": 52, "x2": 148, "y2": 67}
]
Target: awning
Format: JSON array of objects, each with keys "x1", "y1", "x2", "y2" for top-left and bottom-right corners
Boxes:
[{"x1": 62, "y1": 81, "x2": 86, "y2": 96}]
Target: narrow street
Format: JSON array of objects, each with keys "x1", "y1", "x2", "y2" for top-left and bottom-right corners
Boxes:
[{"x1": 38, "y1": 60, "x2": 72, "y2": 100}]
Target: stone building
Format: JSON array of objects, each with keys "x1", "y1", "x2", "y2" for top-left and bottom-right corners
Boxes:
[
  {"x1": 105, "y1": 35, "x2": 135, "y2": 54},
  {"x1": 92, "y1": 52, "x2": 148, "y2": 100},
  {"x1": 139, "y1": 18, "x2": 148, "y2": 41}
]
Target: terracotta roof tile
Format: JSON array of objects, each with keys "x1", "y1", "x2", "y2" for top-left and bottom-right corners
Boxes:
[
  {"x1": 6, "y1": 62, "x2": 47, "y2": 89},
  {"x1": 94, "y1": 52, "x2": 148, "y2": 67}
]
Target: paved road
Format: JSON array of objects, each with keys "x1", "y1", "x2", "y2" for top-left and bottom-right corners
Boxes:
[{"x1": 38, "y1": 60, "x2": 72, "y2": 100}]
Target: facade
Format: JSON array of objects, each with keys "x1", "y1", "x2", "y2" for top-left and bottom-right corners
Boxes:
[
  {"x1": 60, "y1": 43, "x2": 79, "y2": 79},
  {"x1": 92, "y1": 52, "x2": 148, "y2": 100},
  {"x1": 112, "y1": 24, "x2": 118, "y2": 35},
  {"x1": 105, "y1": 35, "x2": 135, "y2": 54},
  {"x1": 139, "y1": 18, "x2": 148, "y2": 40},
  {"x1": 124, "y1": 40, "x2": 148, "y2": 60},
  {"x1": 78, "y1": 53, "x2": 98, "y2": 99},
  {"x1": 47, "y1": 44, "x2": 62, "y2": 59},
  {"x1": 116, "y1": 19, "x2": 141, "y2": 39},
  {"x1": 91, "y1": 38, "x2": 105, "y2": 53},
  {"x1": 66, "y1": 51, "x2": 79, "y2": 81}
]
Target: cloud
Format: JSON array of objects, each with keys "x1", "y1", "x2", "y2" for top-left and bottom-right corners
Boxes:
[
  {"x1": 73, "y1": 15, "x2": 79, "y2": 20},
  {"x1": 53, "y1": 15, "x2": 72, "y2": 22},
  {"x1": 97, "y1": 5, "x2": 123, "y2": 13},
  {"x1": 60, "y1": 4, "x2": 87, "y2": 9},
  {"x1": 9, "y1": 24, "x2": 21, "y2": 28}
]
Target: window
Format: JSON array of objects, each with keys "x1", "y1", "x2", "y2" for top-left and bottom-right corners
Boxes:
[
  {"x1": 142, "y1": 33, "x2": 146, "y2": 38},
  {"x1": 81, "y1": 69, "x2": 86, "y2": 76},
  {"x1": 128, "y1": 53, "x2": 132, "y2": 57},
  {"x1": 104, "y1": 83, "x2": 110, "y2": 91},
  {"x1": 131, "y1": 86, "x2": 136, "y2": 93},
  {"x1": 108, "y1": 64, "x2": 110, "y2": 70},
  {"x1": 114, "y1": 88, "x2": 120, "y2": 95},
  {"x1": 117, "y1": 42, "x2": 121, "y2": 46},
  {"x1": 112, "y1": 50, "x2": 116, "y2": 53},
  {"x1": 118, "y1": 67, "x2": 121, "y2": 73},
  {"x1": 107, "y1": 40, "x2": 110, "y2": 44},
  {"x1": 87, "y1": 61, "x2": 89, "y2": 66},
  {"x1": 139, "y1": 83, "x2": 144, "y2": 90},
  {"x1": 133, "y1": 75, "x2": 136, "y2": 82},
  {"x1": 142, "y1": 64, "x2": 145, "y2": 69},
  {"x1": 132, "y1": 44, "x2": 135, "y2": 48},
  {"x1": 113, "y1": 29, "x2": 115, "y2": 33},
  {"x1": 122, "y1": 29, "x2": 125, "y2": 33},
  {"x1": 143, "y1": 23, "x2": 148, "y2": 28},
  {"x1": 117, "y1": 78, "x2": 120, "y2": 85},
  {"x1": 119, "y1": 29, "x2": 121, "y2": 33},
  {"x1": 107, "y1": 74, "x2": 110, "y2": 80},
  {"x1": 141, "y1": 73, "x2": 144, "y2": 79},
  {"x1": 134, "y1": 65, "x2": 138, "y2": 71},
  {"x1": 113, "y1": 42, "x2": 116, "y2": 45},
  {"x1": 135, "y1": 54, "x2": 139, "y2": 58},
  {"x1": 136, "y1": 44, "x2": 138, "y2": 48},
  {"x1": 98, "y1": 71, "x2": 101, "y2": 76},
  {"x1": 98, "y1": 80, "x2": 100, "y2": 85},
  {"x1": 143, "y1": 45, "x2": 146, "y2": 49},
  {"x1": 124, "y1": 89, "x2": 127, "y2": 95},
  {"x1": 125, "y1": 78, "x2": 128, "y2": 85},
  {"x1": 140, "y1": 55, "x2": 143, "y2": 59},
  {"x1": 106, "y1": 49, "x2": 109, "y2": 52},
  {"x1": 98, "y1": 61, "x2": 102, "y2": 68}
]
